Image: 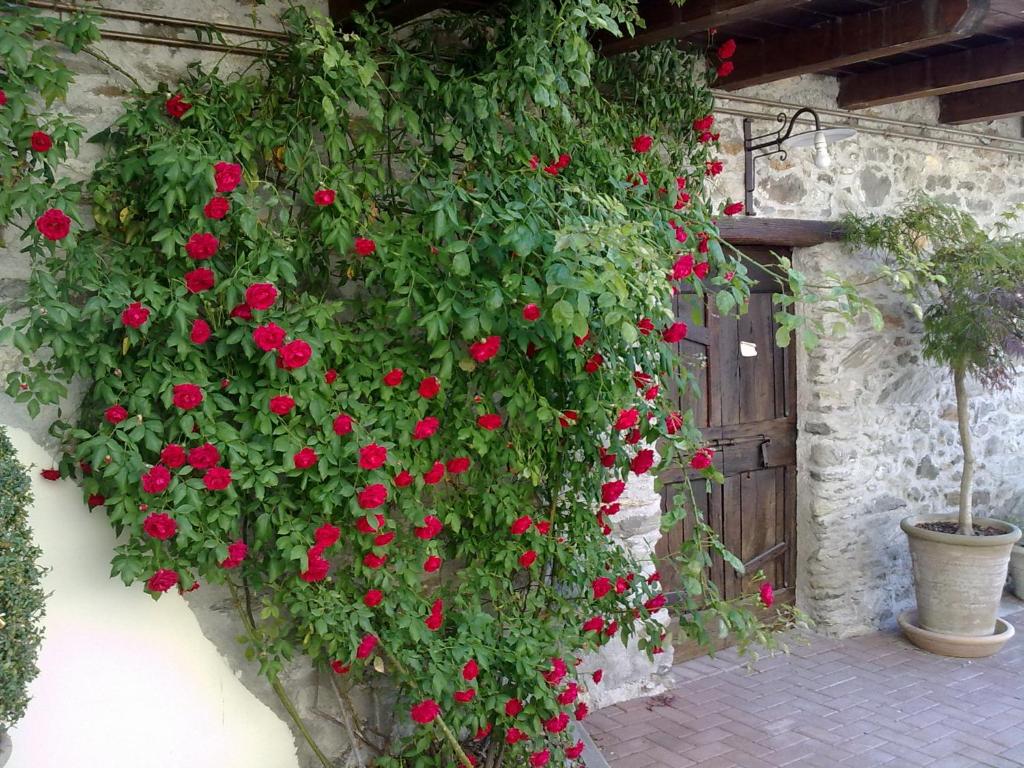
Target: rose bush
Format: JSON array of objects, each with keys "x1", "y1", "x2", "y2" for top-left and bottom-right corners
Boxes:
[{"x1": 1, "y1": 2, "x2": 799, "y2": 765}]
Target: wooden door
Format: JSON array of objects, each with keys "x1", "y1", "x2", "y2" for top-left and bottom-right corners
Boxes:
[{"x1": 656, "y1": 246, "x2": 797, "y2": 619}]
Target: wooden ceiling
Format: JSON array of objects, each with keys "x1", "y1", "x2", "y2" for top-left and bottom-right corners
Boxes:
[{"x1": 329, "y1": 0, "x2": 1024, "y2": 125}]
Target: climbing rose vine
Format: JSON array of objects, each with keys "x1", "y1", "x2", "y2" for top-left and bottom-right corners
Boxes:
[{"x1": 1, "y1": 3, "x2": 796, "y2": 765}]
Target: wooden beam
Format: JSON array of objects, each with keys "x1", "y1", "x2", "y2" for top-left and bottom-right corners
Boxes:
[
  {"x1": 721, "y1": 0, "x2": 990, "y2": 91},
  {"x1": 839, "y1": 40, "x2": 1024, "y2": 109},
  {"x1": 716, "y1": 218, "x2": 844, "y2": 247},
  {"x1": 938, "y1": 80, "x2": 1024, "y2": 124},
  {"x1": 599, "y1": 0, "x2": 791, "y2": 56},
  {"x1": 329, "y1": 0, "x2": 450, "y2": 27}
]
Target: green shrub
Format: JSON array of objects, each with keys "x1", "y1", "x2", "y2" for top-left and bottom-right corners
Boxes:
[{"x1": 0, "y1": 426, "x2": 46, "y2": 730}]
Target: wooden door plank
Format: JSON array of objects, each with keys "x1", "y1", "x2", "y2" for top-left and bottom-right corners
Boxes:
[{"x1": 723, "y1": 469, "x2": 744, "y2": 600}]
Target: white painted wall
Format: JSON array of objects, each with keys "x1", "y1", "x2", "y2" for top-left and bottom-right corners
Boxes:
[{"x1": 5, "y1": 426, "x2": 299, "y2": 768}]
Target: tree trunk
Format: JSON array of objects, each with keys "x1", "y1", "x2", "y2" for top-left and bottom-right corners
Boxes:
[{"x1": 954, "y1": 366, "x2": 975, "y2": 535}]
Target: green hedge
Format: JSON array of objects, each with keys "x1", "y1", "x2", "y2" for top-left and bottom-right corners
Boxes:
[{"x1": 0, "y1": 427, "x2": 46, "y2": 730}]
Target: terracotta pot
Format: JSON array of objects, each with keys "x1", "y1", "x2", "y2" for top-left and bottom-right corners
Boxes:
[
  {"x1": 901, "y1": 515, "x2": 1021, "y2": 637},
  {"x1": 1010, "y1": 544, "x2": 1024, "y2": 601}
]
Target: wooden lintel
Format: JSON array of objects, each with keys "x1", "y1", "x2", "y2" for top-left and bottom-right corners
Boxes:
[
  {"x1": 716, "y1": 218, "x2": 844, "y2": 247},
  {"x1": 721, "y1": 0, "x2": 990, "y2": 92},
  {"x1": 839, "y1": 39, "x2": 1024, "y2": 109},
  {"x1": 938, "y1": 80, "x2": 1024, "y2": 124},
  {"x1": 599, "y1": 0, "x2": 791, "y2": 56}
]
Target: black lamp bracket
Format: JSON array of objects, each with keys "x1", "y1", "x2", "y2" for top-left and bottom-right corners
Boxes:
[{"x1": 742, "y1": 107, "x2": 822, "y2": 216}]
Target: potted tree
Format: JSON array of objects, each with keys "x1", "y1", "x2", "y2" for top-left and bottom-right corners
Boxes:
[
  {"x1": 0, "y1": 427, "x2": 47, "y2": 766},
  {"x1": 845, "y1": 197, "x2": 1024, "y2": 657}
]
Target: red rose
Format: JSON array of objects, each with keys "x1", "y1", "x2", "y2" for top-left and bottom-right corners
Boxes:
[
  {"x1": 506, "y1": 728, "x2": 527, "y2": 744},
  {"x1": 184, "y1": 268, "x2": 215, "y2": 293},
  {"x1": 40, "y1": 468, "x2": 61, "y2": 481},
  {"x1": 718, "y1": 38, "x2": 737, "y2": 59},
  {"x1": 584, "y1": 353, "x2": 603, "y2": 373},
  {"x1": 423, "y1": 461, "x2": 445, "y2": 485},
  {"x1": 313, "y1": 189, "x2": 336, "y2": 207},
  {"x1": 331, "y1": 660, "x2": 350, "y2": 675},
  {"x1": 252, "y1": 323, "x2": 286, "y2": 351},
  {"x1": 356, "y1": 514, "x2": 384, "y2": 534},
  {"x1": 0, "y1": 90, "x2": 6, "y2": 106},
  {"x1": 566, "y1": 742, "x2": 585, "y2": 760},
  {"x1": 592, "y1": 669, "x2": 603, "y2": 683},
  {"x1": 574, "y1": 331, "x2": 589, "y2": 347},
  {"x1": 693, "y1": 115, "x2": 715, "y2": 132},
  {"x1": 146, "y1": 569, "x2": 179, "y2": 593},
  {"x1": 632, "y1": 134, "x2": 653, "y2": 153},
  {"x1": 185, "y1": 233, "x2": 219, "y2": 261},
  {"x1": 358, "y1": 484, "x2": 388, "y2": 509},
  {"x1": 582, "y1": 616, "x2": 604, "y2": 634},
  {"x1": 518, "y1": 550, "x2": 537, "y2": 568},
  {"x1": 294, "y1": 447, "x2": 318, "y2": 469},
  {"x1": 383, "y1": 368, "x2": 404, "y2": 387},
  {"x1": 394, "y1": 469, "x2": 414, "y2": 487},
  {"x1": 575, "y1": 702, "x2": 589, "y2": 720},
  {"x1": 203, "y1": 466, "x2": 232, "y2": 490},
  {"x1": 477, "y1": 413, "x2": 502, "y2": 430},
  {"x1": 760, "y1": 581, "x2": 775, "y2": 607},
  {"x1": 631, "y1": 449, "x2": 655, "y2": 475},
  {"x1": 165, "y1": 93, "x2": 192, "y2": 118},
  {"x1": 412, "y1": 416, "x2": 439, "y2": 440},
  {"x1": 278, "y1": 339, "x2": 312, "y2": 370},
  {"x1": 324, "y1": 369, "x2": 338, "y2": 384},
  {"x1": 374, "y1": 531, "x2": 395, "y2": 547},
  {"x1": 141, "y1": 465, "x2": 171, "y2": 494},
  {"x1": 706, "y1": 159, "x2": 724, "y2": 176},
  {"x1": 188, "y1": 443, "x2": 220, "y2": 470},
  {"x1": 269, "y1": 395, "x2": 295, "y2": 415},
  {"x1": 213, "y1": 161, "x2": 242, "y2": 193},
  {"x1": 637, "y1": 317, "x2": 654, "y2": 336},
  {"x1": 245, "y1": 282, "x2": 277, "y2": 310},
  {"x1": 462, "y1": 659, "x2": 478, "y2": 681},
  {"x1": 504, "y1": 698, "x2": 523, "y2": 717},
  {"x1": 171, "y1": 383, "x2": 203, "y2": 410},
  {"x1": 666, "y1": 411, "x2": 683, "y2": 435},
  {"x1": 333, "y1": 414, "x2": 354, "y2": 436},
  {"x1": 354, "y1": 237, "x2": 376, "y2": 256},
  {"x1": 544, "y1": 657, "x2": 567, "y2": 686},
  {"x1": 717, "y1": 60, "x2": 734, "y2": 78},
  {"x1": 468, "y1": 335, "x2": 501, "y2": 363},
  {"x1": 446, "y1": 457, "x2": 470, "y2": 474},
  {"x1": 535, "y1": 520, "x2": 551, "y2": 534},
  {"x1": 143, "y1": 512, "x2": 177, "y2": 540},
  {"x1": 30, "y1": 131, "x2": 52, "y2": 152},
  {"x1": 35, "y1": 208, "x2": 71, "y2": 241},
  {"x1": 529, "y1": 154, "x2": 539, "y2": 170},
  {"x1": 425, "y1": 599, "x2": 443, "y2": 630},
  {"x1": 724, "y1": 201, "x2": 744, "y2": 216},
  {"x1": 510, "y1": 515, "x2": 532, "y2": 535},
  {"x1": 694, "y1": 261, "x2": 710, "y2": 279},
  {"x1": 613, "y1": 408, "x2": 639, "y2": 431},
  {"x1": 645, "y1": 594, "x2": 667, "y2": 611},
  {"x1": 189, "y1": 318, "x2": 212, "y2": 345},
  {"x1": 601, "y1": 480, "x2": 625, "y2": 504},
  {"x1": 105, "y1": 404, "x2": 129, "y2": 425},
  {"x1": 410, "y1": 699, "x2": 440, "y2": 725},
  {"x1": 364, "y1": 552, "x2": 387, "y2": 569},
  {"x1": 543, "y1": 164, "x2": 559, "y2": 175},
  {"x1": 230, "y1": 303, "x2": 253, "y2": 320},
  {"x1": 315, "y1": 523, "x2": 341, "y2": 547},
  {"x1": 424, "y1": 554, "x2": 442, "y2": 572},
  {"x1": 301, "y1": 554, "x2": 329, "y2": 582},
  {"x1": 662, "y1": 322, "x2": 688, "y2": 343},
  {"x1": 364, "y1": 589, "x2": 384, "y2": 607},
  {"x1": 356, "y1": 634, "x2": 379, "y2": 659},
  {"x1": 559, "y1": 410, "x2": 578, "y2": 427},
  {"x1": 454, "y1": 689, "x2": 476, "y2": 703},
  {"x1": 221, "y1": 539, "x2": 247, "y2": 569},
  {"x1": 672, "y1": 253, "x2": 694, "y2": 280},
  {"x1": 121, "y1": 302, "x2": 150, "y2": 329},
  {"x1": 358, "y1": 443, "x2": 387, "y2": 470},
  {"x1": 203, "y1": 196, "x2": 229, "y2": 220},
  {"x1": 87, "y1": 494, "x2": 105, "y2": 507},
  {"x1": 418, "y1": 376, "x2": 440, "y2": 398},
  {"x1": 414, "y1": 515, "x2": 443, "y2": 539},
  {"x1": 160, "y1": 444, "x2": 185, "y2": 468},
  {"x1": 556, "y1": 153, "x2": 571, "y2": 168},
  {"x1": 592, "y1": 577, "x2": 612, "y2": 599},
  {"x1": 522, "y1": 303, "x2": 541, "y2": 321},
  {"x1": 530, "y1": 750, "x2": 550, "y2": 768},
  {"x1": 690, "y1": 447, "x2": 714, "y2": 470}
]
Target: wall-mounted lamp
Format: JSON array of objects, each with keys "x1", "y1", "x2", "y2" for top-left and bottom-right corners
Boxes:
[{"x1": 743, "y1": 107, "x2": 856, "y2": 216}]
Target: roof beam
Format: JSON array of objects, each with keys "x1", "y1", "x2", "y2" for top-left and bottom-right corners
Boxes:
[
  {"x1": 938, "y1": 80, "x2": 1024, "y2": 124},
  {"x1": 721, "y1": 0, "x2": 991, "y2": 91},
  {"x1": 839, "y1": 39, "x2": 1024, "y2": 109},
  {"x1": 599, "y1": 0, "x2": 792, "y2": 56}
]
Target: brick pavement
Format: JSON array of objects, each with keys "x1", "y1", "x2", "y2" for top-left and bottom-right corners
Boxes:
[{"x1": 587, "y1": 599, "x2": 1024, "y2": 767}]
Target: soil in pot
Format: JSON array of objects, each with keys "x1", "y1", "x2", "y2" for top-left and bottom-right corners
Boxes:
[{"x1": 917, "y1": 522, "x2": 1006, "y2": 536}]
